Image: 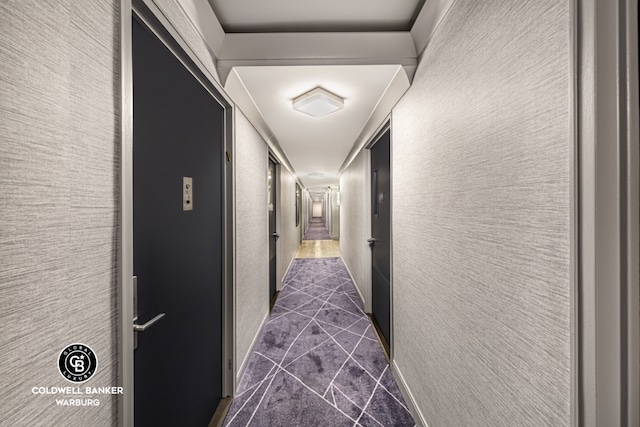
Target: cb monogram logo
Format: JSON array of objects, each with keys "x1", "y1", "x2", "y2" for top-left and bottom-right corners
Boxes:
[{"x1": 58, "y1": 343, "x2": 98, "y2": 383}]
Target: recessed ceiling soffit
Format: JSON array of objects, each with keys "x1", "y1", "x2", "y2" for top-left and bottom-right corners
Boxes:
[{"x1": 208, "y1": 0, "x2": 426, "y2": 33}]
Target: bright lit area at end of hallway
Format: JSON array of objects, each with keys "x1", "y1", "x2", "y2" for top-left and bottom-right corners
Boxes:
[{"x1": 295, "y1": 239, "x2": 340, "y2": 258}]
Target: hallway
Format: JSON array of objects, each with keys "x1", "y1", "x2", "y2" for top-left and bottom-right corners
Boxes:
[
  {"x1": 303, "y1": 218, "x2": 332, "y2": 241},
  {"x1": 1, "y1": 1, "x2": 638, "y2": 426},
  {"x1": 225, "y1": 221, "x2": 414, "y2": 426},
  {"x1": 296, "y1": 240, "x2": 340, "y2": 259}
]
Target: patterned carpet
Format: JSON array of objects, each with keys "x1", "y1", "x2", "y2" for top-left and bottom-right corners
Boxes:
[
  {"x1": 224, "y1": 258, "x2": 415, "y2": 427},
  {"x1": 303, "y1": 218, "x2": 332, "y2": 240}
]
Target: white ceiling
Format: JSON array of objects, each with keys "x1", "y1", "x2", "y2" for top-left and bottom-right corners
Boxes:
[
  {"x1": 208, "y1": 0, "x2": 425, "y2": 33},
  {"x1": 229, "y1": 65, "x2": 402, "y2": 188},
  {"x1": 179, "y1": 0, "x2": 453, "y2": 191}
]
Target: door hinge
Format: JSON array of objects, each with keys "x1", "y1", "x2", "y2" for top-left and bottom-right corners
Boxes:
[{"x1": 228, "y1": 359, "x2": 232, "y2": 370}]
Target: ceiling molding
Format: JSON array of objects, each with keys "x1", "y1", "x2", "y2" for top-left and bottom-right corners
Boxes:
[
  {"x1": 219, "y1": 32, "x2": 416, "y2": 59},
  {"x1": 218, "y1": 59, "x2": 418, "y2": 88},
  {"x1": 177, "y1": 0, "x2": 225, "y2": 54},
  {"x1": 174, "y1": 0, "x2": 457, "y2": 82},
  {"x1": 168, "y1": 0, "x2": 457, "y2": 188},
  {"x1": 410, "y1": 0, "x2": 457, "y2": 58},
  {"x1": 207, "y1": 0, "x2": 426, "y2": 33},
  {"x1": 217, "y1": 32, "x2": 417, "y2": 85}
]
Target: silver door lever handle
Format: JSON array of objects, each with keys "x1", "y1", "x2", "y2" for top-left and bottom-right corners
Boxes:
[
  {"x1": 133, "y1": 313, "x2": 166, "y2": 332},
  {"x1": 367, "y1": 238, "x2": 378, "y2": 244}
]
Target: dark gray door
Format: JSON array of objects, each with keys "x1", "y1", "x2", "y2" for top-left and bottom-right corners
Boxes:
[
  {"x1": 269, "y1": 158, "x2": 278, "y2": 305},
  {"x1": 370, "y1": 129, "x2": 391, "y2": 352},
  {"x1": 132, "y1": 18, "x2": 223, "y2": 426}
]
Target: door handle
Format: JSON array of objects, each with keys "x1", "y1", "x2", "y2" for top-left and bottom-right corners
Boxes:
[
  {"x1": 132, "y1": 275, "x2": 166, "y2": 349},
  {"x1": 367, "y1": 237, "x2": 378, "y2": 246},
  {"x1": 273, "y1": 232, "x2": 280, "y2": 240},
  {"x1": 133, "y1": 313, "x2": 166, "y2": 332}
]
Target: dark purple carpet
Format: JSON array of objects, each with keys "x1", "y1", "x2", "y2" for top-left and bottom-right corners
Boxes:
[
  {"x1": 224, "y1": 257, "x2": 415, "y2": 427},
  {"x1": 303, "y1": 218, "x2": 332, "y2": 240}
]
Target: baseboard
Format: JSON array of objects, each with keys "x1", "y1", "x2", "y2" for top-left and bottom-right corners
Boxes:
[
  {"x1": 235, "y1": 310, "x2": 269, "y2": 387},
  {"x1": 368, "y1": 313, "x2": 390, "y2": 361},
  {"x1": 339, "y1": 255, "x2": 367, "y2": 308},
  {"x1": 390, "y1": 360, "x2": 429, "y2": 427},
  {"x1": 281, "y1": 255, "x2": 297, "y2": 287},
  {"x1": 340, "y1": 256, "x2": 423, "y2": 425},
  {"x1": 208, "y1": 397, "x2": 232, "y2": 427}
]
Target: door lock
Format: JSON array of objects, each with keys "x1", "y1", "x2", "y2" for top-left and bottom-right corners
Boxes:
[
  {"x1": 367, "y1": 237, "x2": 378, "y2": 246},
  {"x1": 273, "y1": 232, "x2": 280, "y2": 240}
]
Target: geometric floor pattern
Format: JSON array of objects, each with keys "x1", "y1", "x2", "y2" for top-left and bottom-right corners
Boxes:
[
  {"x1": 223, "y1": 257, "x2": 415, "y2": 426},
  {"x1": 303, "y1": 218, "x2": 332, "y2": 240}
]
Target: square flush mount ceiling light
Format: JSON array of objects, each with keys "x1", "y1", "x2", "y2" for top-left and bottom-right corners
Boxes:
[{"x1": 292, "y1": 87, "x2": 344, "y2": 118}]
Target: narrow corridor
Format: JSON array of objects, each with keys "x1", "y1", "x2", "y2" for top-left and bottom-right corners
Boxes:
[
  {"x1": 295, "y1": 240, "x2": 340, "y2": 259},
  {"x1": 6, "y1": 1, "x2": 632, "y2": 425},
  {"x1": 297, "y1": 218, "x2": 340, "y2": 258},
  {"x1": 224, "y1": 221, "x2": 414, "y2": 426},
  {"x1": 303, "y1": 218, "x2": 332, "y2": 241}
]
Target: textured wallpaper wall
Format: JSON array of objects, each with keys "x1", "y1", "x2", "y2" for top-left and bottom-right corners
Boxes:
[
  {"x1": 340, "y1": 150, "x2": 371, "y2": 310},
  {"x1": 392, "y1": 0, "x2": 571, "y2": 425},
  {"x1": 234, "y1": 111, "x2": 300, "y2": 375},
  {"x1": 278, "y1": 167, "x2": 300, "y2": 286},
  {"x1": 234, "y1": 109, "x2": 270, "y2": 375},
  {"x1": 0, "y1": 1, "x2": 121, "y2": 425}
]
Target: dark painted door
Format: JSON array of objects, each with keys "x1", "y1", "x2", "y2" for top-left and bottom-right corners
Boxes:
[
  {"x1": 268, "y1": 158, "x2": 278, "y2": 305},
  {"x1": 132, "y1": 18, "x2": 223, "y2": 426},
  {"x1": 370, "y1": 129, "x2": 391, "y2": 351}
]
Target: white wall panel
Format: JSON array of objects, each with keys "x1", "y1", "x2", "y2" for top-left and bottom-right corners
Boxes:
[
  {"x1": 312, "y1": 201, "x2": 323, "y2": 217},
  {"x1": 392, "y1": 1, "x2": 571, "y2": 425},
  {"x1": 278, "y1": 167, "x2": 300, "y2": 285},
  {"x1": 235, "y1": 108, "x2": 269, "y2": 374},
  {"x1": 330, "y1": 186, "x2": 340, "y2": 239},
  {"x1": 340, "y1": 150, "x2": 371, "y2": 310}
]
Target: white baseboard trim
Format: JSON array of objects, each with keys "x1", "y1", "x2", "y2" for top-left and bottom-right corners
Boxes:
[
  {"x1": 391, "y1": 360, "x2": 428, "y2": 427},
  {"x1": 339, "y1": 255, "x2": 367, "y2": 309},
  {"x1": 235, "y1": 310, "x2": 269, "y2": 388},
  {"x1": 281, "y1": 255, "x2": 297, "y2": 289},
  {"x1": 340, "y1": 256, "x2": 424, "y2": 425}
]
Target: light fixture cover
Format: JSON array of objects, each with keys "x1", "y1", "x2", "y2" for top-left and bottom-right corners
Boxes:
[{"x1": 292, "y1": 87, "x2": 344, "y2": 117}]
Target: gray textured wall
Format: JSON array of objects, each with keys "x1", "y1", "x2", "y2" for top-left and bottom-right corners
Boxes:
[
  {"x1": 392, "y1": 0, "x2": 571, "y2": 425},
  {"x1": 234, "y1": 109, "x2": 270, "y2": 374},
  {"x1": 0, "y1": 0, "x2": 232, "y2": 424},
  {"x1": 0, "y1": 1, "x2": 121, "y2": 425},
  {"x1": 278, "y1": 167, "x2": 300, "y2": 286},
  {"x1": 340, "y1": 150, "x2": 371, "y2": 310}
]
